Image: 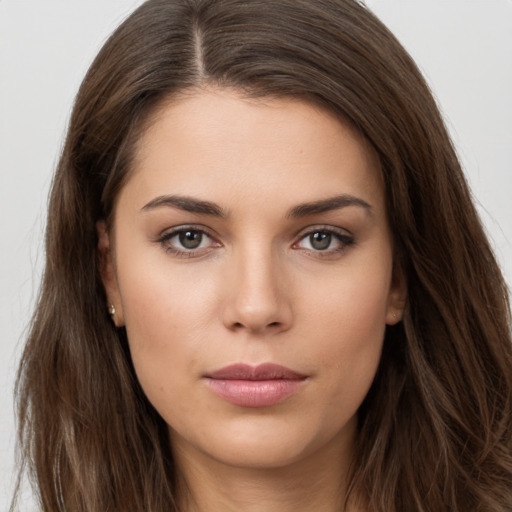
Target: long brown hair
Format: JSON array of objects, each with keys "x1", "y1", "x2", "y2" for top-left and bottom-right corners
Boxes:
[{"x1": 13, "y1": 0, "x2": 512, "y2": 510}]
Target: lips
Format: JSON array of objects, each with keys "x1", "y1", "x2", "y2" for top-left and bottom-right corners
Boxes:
[
  {"x1": 204, "y1": 363, "x2": 307, "y2": 408},
  {"x1": 207, "y1": 363, "x2": 306, "y2": 381}
]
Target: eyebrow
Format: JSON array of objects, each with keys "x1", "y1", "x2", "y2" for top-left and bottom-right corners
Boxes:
[
  {"x1": 141, "y1": 195, "x2": 227, "y2": 217},
  {"x1": 140, "y1": 193, "x2": 372, "y2": 218},
  {"x1": 286, "y1": 194, "x2": 372, "y2": 218}
]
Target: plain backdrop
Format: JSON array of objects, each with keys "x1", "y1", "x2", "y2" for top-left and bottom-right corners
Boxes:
[{"x1": 1, "y1": 1, "x2": 511, "y2": 509}]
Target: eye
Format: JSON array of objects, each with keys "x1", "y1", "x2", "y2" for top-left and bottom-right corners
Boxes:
[
  {"x1": 176, "y1": 229, "x2": 207, "y2": 250},
  {"x1": 306, "y1": 232, "x2": 334, "y2": 251},
  {"x1": 294, "y1": 227, "x2": 355, "y2": 255},
  {"x1": 158, "y1": 226, "x2": 219, "y2": 256}
]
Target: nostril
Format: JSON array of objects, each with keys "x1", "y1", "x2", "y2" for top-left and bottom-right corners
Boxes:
[{"x1": 230, "y1": 320, "x2": 282, "y2": 331}]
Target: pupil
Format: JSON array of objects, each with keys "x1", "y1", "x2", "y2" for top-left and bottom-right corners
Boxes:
[
  {"x1": 179, "y1": 230, "x2": 202, "y2": 249},
  {"x1": 310, "y1": 232, "x2": 331, "y2": 250}
]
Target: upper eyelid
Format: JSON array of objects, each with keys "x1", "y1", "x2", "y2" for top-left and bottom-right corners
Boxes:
[
  {"x1": 158, "y1": 224, "x2": 216, "y2": 240},
  {"x1": 157, "y1": 226, "x2": 218, "y2": 257},
  {"x1": 294, "y1": 224, "x2": 353, "y2": 239},
  {"x1": 293, "y1": 227, "x2": 355, "y2": 257},
  {"x1": 156, "y1": 226, "x2": 219, "y2": 255},
  {"x1": 157, "y1": 224, "x2": 352, "y2": 237},
  {"x1": 156, "y1": 223, "x2": 353, "y2": 245}
]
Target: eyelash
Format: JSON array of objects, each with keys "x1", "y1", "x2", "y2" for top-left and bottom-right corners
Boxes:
[
  {"x1": 293, "y1": 225, "x2": 355, "y2": 257},
  {"x1": 157, "y1": 225, "x2": 219, "y2": 258},
  {"x1": 157, "y1": 225, "x2": 355, "y2": 258}
]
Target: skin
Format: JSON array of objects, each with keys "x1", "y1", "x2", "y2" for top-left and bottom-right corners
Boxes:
[{"x1": 99, "y1": 88, "x2": 406, "y2": 512}]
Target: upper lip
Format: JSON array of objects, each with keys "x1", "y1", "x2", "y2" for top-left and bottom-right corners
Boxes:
[{"x1": 206, "y1": 363, "x2": 307, "y2": 381}]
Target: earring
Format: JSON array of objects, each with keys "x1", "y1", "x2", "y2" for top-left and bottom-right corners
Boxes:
[{"x1": 109, "y1": 304, "x2": 116, "y2": 317}]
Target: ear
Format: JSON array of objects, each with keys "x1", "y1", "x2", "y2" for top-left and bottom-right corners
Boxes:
[
  {"x1": 97, "y1": 221, "x2": 125, "y2": 327},
  {"x1": 385, "y1": 262, "x2": 407, "y2": 325}
]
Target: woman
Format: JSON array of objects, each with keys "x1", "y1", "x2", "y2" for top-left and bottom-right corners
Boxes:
[{"x1": 13, "y1": 0, "x2": 512, "y2": 511}]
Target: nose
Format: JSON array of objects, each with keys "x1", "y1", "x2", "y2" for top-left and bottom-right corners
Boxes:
[{"x1": 221, "y1": 248, "x2": 293, "y2": 335}]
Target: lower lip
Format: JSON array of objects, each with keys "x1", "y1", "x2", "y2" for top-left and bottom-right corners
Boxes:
[{"x1": 205, "y1": 378, "x2": 304, "y2": 407}]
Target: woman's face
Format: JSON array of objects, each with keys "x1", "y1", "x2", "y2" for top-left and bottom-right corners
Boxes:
[{"x1": 100, "y1": 89, "x2": 405, "y2": 472}]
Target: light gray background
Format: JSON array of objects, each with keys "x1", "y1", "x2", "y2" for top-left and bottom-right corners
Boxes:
[{"x1": 1, "y1": 1, "x2": 511, "y2": 509}]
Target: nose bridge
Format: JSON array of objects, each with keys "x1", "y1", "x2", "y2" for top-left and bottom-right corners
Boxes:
[{"x1": 222, "y1": 239, "x2": 292, "y2": 333}]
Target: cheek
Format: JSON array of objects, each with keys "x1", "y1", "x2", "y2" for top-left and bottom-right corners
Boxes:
[
  {"x1": 119, "y1": 250, "x2": 216, "y2": 335},
  {"x1": 300, "y1": 257, "x2": 391, "y2": 398},
  {"x1": 115, "y1": 254, "x2": 219, "y2": 396},
  {"x1": 303, "y1": 251, "x2": 392, "y2": 340}
]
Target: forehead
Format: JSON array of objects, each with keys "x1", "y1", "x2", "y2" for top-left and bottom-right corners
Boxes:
[{"x1": 121, "y1": 88, "x2": 384, "y2": 214}]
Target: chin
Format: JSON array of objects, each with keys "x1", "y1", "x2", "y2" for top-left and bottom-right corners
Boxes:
[{"x1": 170, "y1": 412, "x2": 357, "y2": 472}]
